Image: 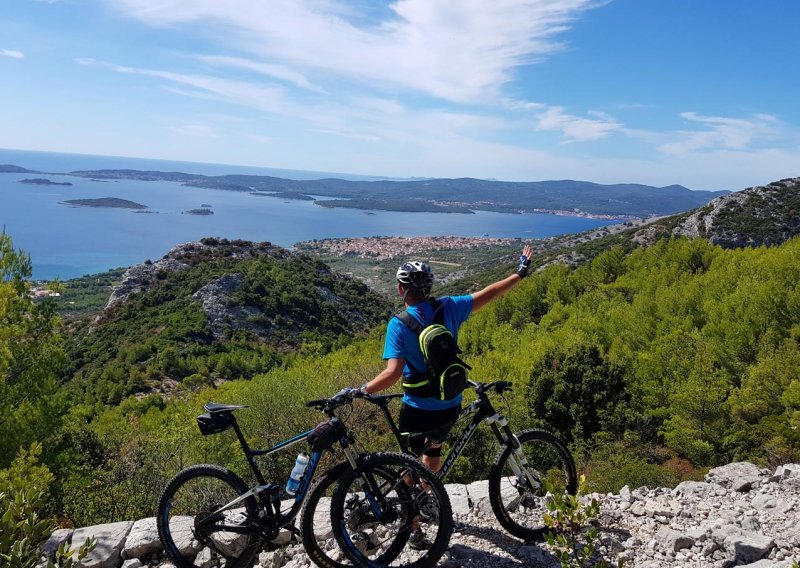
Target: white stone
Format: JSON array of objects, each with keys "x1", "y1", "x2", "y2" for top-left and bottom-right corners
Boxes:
[
  {"x1": 42, "y1": 528, "x2": 73, "y2": 560},
  {"x1": 445, "y1": 483, "x2": 471, "y2": 516},
  {"x1": 123, "y1": 517, "x2": 161, "y2": 559},
  {"x1": 466, "y1": 479, "x2": 491, "y2": 514},
  {"x1": 73, "y1": 521, "x2": 134, "y2": 568}
]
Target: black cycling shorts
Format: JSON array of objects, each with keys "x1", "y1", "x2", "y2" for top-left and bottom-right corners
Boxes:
[{"x1": 398, "y1": 403, "x2": 461, "y2": 457}]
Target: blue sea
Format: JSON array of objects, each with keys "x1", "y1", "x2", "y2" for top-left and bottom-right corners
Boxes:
[{"x1": 0, "y1": 149, "x2": 615, "y2": 280}]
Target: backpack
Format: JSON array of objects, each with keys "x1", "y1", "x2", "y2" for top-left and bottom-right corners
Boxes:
[{"x1": 395, "y1": 298, "x2": 471, "y2": 400}]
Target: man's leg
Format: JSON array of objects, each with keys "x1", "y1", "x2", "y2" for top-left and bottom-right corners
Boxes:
[{"x1": 421, "y1": 443, "x2": 442, "y2": 472}]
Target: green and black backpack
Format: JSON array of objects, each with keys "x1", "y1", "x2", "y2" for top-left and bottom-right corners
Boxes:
[{"x1": 396, "y1": 298, "x2": 471, "y2": 400}]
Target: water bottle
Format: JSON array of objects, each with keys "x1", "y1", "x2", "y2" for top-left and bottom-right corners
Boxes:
[{"x1": 285, "y1": 452, "x2": 310, "y2": 495}]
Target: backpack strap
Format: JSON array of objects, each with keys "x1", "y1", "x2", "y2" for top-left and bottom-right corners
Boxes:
[
  {"x1": 394, "y1": 298, "x2": 441, "y2": 334},
  {"x1": 394, "y1": 298, "x2": 440, "y2": 397}
]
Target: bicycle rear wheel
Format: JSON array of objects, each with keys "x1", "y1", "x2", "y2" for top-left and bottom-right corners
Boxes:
[
  {"x1": 157, "y1": 464, "x2": 262, "y2": 568},
  {"x1": 331, "y1": 452, "x2": 452, "y2": 568},
  {"x1": 488, "y1": 428, "x2": 577, "y2": 542}
]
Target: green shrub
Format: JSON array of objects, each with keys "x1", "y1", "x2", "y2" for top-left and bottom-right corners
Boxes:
[{"x1": 0, "y1": 444, "x2": 94, "y2": 567}]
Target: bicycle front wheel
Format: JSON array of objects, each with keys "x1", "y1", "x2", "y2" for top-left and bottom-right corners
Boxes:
[
  {"x1": 488, "y1": 428, "x2": 577, "y2": 542},
  {"x1": 157, "y1": 464, "x2": 262, "y2": 568},
  {"x1": 331, "y1": 452, "x2": 452, "y2": 568},
  {"x1": 300, "y1": 462, "x2": 352, "y2": 568}
]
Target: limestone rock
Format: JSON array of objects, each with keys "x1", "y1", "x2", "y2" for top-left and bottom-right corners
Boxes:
[
  {"x1": 42, "y1": 528, "x2": 73, "y2": 560},
  {"x1": 73, "y1": 521, "x2": 134, "y2": 568},
  {"x1": 122, "y1": 517, "x2": 161, "y2": 559}
]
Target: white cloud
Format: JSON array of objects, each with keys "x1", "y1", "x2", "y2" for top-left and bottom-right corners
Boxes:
[
  {"x1": 536, "y1": 106, "x2": 621, "y2": 141},
  {"x1": 659, "y1": 112, "x2": 781, "y2": 155},
  {"x1": 195, "y1": 55, "x2": 326, "y2": 93},
  {"x1": 76, "y1": 57, "x2": 295, "y2": 115},
  {"x1": 109, "y1": 0, "x2": 598, "y2": 102},
  {"x1": 1, "y1": 49, "x2": 24, "y2": 59},
  {"x1": 508, "y1": 100, "x2": 622, "y2": 141}
]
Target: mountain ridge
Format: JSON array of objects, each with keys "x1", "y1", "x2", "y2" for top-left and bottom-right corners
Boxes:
[{"x1": 46, "y1": 167, "x2": 728, "y2": 217}]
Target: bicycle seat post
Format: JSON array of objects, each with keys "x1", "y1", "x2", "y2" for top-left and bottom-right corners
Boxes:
[{"x1": 229, "y1": 415, "x2": 267, "y2": 485}]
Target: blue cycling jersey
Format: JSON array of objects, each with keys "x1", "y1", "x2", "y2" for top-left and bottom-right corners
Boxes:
[{"x1": 382, "y1": 295, "x2": 473, "y2": 410}]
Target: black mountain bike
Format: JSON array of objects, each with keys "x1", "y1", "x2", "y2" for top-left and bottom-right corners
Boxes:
[
  {"x1": 328, "y1": 379, "x2": 577, "y2": 562},
  {"x1": 156, "y1": 394, "x2": 452, "y2": 568}
]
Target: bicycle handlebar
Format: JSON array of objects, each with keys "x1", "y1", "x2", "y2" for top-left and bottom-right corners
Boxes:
[
  {"x1": 305, "y1": 381, "x2": 510, "y2": 411},
  {"x1": 470, "y1": 380, "x2": 513, "y2": 395}
]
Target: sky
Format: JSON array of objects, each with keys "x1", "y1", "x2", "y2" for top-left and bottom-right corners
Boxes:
[{"x1": 2, "y1": 0, "x2": 800, "y2": 190}]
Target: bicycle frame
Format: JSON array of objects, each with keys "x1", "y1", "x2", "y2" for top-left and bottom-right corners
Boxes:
[
  {"x1": 202, "y1": 410, "x2": 360, "y2": 534},
  {"x1": 370, "y1": 385, "x2": 529, "y2": 482}
]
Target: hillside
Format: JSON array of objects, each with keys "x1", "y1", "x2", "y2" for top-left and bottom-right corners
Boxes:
[
  {"x1": 65, "y1": 238, "x2": 391, "y2": 403},
  {"x1": 672, "y1": 177, "x2": 800, "y2": 247}
]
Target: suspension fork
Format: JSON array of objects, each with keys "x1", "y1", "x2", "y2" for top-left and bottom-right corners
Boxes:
[{"x1": 490, "y1": 420, "x2": 541, "y2": 491}]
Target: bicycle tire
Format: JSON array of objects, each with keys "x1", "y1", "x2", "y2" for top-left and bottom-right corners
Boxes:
[
  {"x1": 300, "y1": 462, "x2": 352, "y2": 568},
  {"x1": 488, "y1": 428, "x2": 577, "y2": 542},
  {"x1": 157, "y1": 464, "x2": 262, "y2": 568},
  {"x1": 331, "y1": 452, "x2": 453, "y2": 568}
]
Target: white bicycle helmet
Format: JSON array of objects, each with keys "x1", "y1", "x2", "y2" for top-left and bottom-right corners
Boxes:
[{"x1": 396, "y1": 261, "x2": 434, "y2": 289}]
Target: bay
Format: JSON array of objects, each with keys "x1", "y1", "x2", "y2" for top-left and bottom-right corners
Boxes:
[{"x1": 0, "y1": 149, "x2": 614, "y2": 280}]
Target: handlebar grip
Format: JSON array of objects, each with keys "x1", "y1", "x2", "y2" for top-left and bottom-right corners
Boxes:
[{"x1": 305, "y1": 399, "x2": 327, "y2": 408}]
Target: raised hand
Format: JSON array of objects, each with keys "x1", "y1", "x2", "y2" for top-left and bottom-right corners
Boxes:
[{"x1": 516, "y1": 244, "x2": 533, "y2": 278}]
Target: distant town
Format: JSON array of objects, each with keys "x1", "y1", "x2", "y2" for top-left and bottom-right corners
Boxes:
[{"x1": 297, "y1": 235, "x2": 521, "y2": 261}]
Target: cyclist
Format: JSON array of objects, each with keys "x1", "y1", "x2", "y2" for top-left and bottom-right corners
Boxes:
[{"x1": 351, "y1": 245, "x2": 533, "y2": 548}]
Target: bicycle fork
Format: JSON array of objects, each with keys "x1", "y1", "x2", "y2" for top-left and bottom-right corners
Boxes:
[{"x1": 487, "y1": 414, "x2": 542, "y2": 493}]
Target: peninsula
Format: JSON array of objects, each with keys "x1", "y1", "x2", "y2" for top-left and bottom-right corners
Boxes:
[
  {"x1": 0, "y1": 164, "x2": 39, "y2": 173},
  {"x1": 2, "y1": 162, "x2": 731, "y2": 218},
  {"x1": 61, "y1": 197, "x2": 148, "y2": 210}
]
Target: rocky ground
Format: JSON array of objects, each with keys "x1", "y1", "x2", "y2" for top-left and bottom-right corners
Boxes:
[{"x1": 43, "y1": 462, "x2": 799, "y2": 568}]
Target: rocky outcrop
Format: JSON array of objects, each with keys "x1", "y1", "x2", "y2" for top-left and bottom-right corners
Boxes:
[
  {"x1": 104, "y1": 239, "x2": 284, "y2": 309},
  {"x1": 192, "y1": 273, "x2": 268, "y2": 340},
  {"x1": 48, "y1": 462, "x2": 800, "y2": 568},
  {"x1": 672, "y1": 178, "x2": 800, "y2": 248}
]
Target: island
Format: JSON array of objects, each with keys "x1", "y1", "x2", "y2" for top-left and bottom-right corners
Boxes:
[
  {"x1": 61, "y1": 198, "x2": 148, "y2": 210},
  {"x1": 250, "y1": 191, "x2": 315, "y2": 201},
  {"x1": 183, "y1": 208, "x2": 214, "y2": 215},
  {"x1": 19, "y1": 178, "x2": 73, "y2": 186}
]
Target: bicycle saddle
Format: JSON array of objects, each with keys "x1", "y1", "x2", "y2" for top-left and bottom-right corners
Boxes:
[{"x1": 204, "y1": 402, "x2": 249, "y2": 413}]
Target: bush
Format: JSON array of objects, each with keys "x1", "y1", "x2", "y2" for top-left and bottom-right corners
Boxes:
[
  {"x1": 0, "y1": 444, "x2": 94, "y2": 567},
  {"x1": 583, "y1": 436, "x2": 679, "y2": 494}
]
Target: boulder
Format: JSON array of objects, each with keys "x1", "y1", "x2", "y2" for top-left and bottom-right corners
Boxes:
[
  {"x1": 729, "y1": 534, "x2": 775, "y2": 564},
  {"x1": 672, "y1": 481, "x2": 715, "y2": 496},
  {"x1": 444, "y1": 483, "x2": 471, "y2": 516},
  {"x1": 751, "y1": 494, "x2": 776, "y2": 510},
  {"x1": 42, "y1": 528, "x2": 73, "y2": 560},
  {"x1": 706, "y1": 462, "x2": 762, "y2": 489},
  {"x1": 774, "y1": 464, "x2": 800, "y2": 479},
  {"x1": 73, "y1": 521, "x2": 134, "y2": 568},
  {"x1": 466, "y1": 479, "x2": 491, "y2": 515},
  {"x1": 123, "y1": 517, "x2": 161, "y2": 559},
  {"x1": 655, "y1": 526, "x2": 694, "y2": 552}
]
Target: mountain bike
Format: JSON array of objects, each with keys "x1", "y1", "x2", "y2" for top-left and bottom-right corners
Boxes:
[
  {"x1": 156, "y1": 394, "x2": 452, "y2": 568},
  {"x1": 331, "y1": 379, "x2": 577, "y2": 552}
]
